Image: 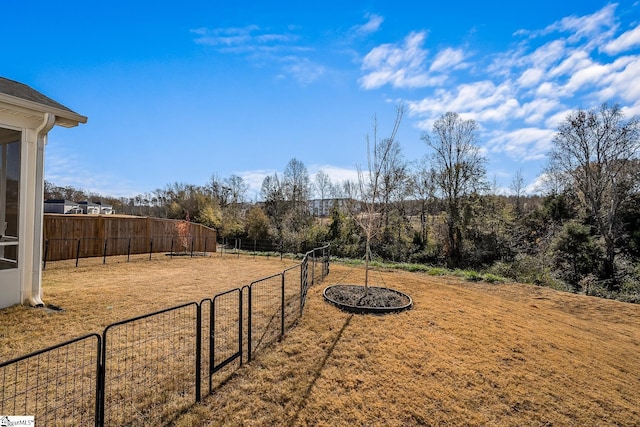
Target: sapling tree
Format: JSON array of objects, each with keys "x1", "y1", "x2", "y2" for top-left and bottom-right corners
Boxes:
[
  {"x1": 344, "y1": 104, "x2": 405, "y2": 290},
  {"x1": 175, "y1": 211, "x2": 191, "y2": 253}
]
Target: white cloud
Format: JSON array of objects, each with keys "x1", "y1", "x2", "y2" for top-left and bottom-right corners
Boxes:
[
  {"x1": 45, "y1": 147, "x2": 139, "y2": 197},
  {"x1": 237, "y1": 169, "x2": 276, "y2": 201},
  {"x1": 309, "y1": 164, "x2": 359, "y2": 184},
  {"x1": 529, "y1": 40, "x2": 567, "y2": 69},
  {"x1": 279, "y1": 57, "x2": 326, "y2": 85},
  {"x1": 360, "y1": 31, "x2": 441, "y2": 89},
  {"x1": 192, "y1": 25, "x2": 300, "y2": 50},
  {"x1": 597, "y1": 57, "x2": 640, "y2": 103},
  {"x1": 520, "y1": 98, "x2": 560, "y2": 125},
  {"x1": 487, "y1": 128, "x2": 556, "y2": 161},
  {"x1": 409, "y1": 80, "x2": 516, "y2": 125},
  {"x1": 351, "y1": 13, "x2": 384, "y2": 37},
  {"x1": 517, "y1": 68, "x2": 545, "y2": 88},
  {"x1": 541, "y1": 3, "x2": 618, "y2": 44},
  {"x1": 547, "y1": 49, "x2": 591, "y2": 78},
  {"x1": 562, "y1": 60, "x2": 610, "y2": 95},
  {"x1": 430, "y1": 47, "x2": 466, "y2": 72},
  {"x1": 373, "y1": 2, "x2": 640, "y2": 179},
  {"x1": 603, "y1": 24, "x2": 640, "y2": 54},
  {"x1": 545, "y1": 108, "x2": 573, "y2": 129}
]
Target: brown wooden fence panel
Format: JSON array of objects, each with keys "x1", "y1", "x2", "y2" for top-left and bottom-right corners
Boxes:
[{"x1": 43, "y1": 215, "x2": 216, "y2": 262}]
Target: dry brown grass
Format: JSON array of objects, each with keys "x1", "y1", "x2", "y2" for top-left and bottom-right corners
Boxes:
[
  {"x1": 0, "y1": 254, "x2": 299, "y2": 360},
  {"x1": 174, "y1": 264, "x2": 640, "y2": 427},
  {"x1": 2, "y1": 256, "x2": 640, "y2": 426}
]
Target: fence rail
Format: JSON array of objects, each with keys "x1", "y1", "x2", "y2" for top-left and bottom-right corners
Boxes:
[{"x1": 0, "y1": 244, "x2": 330, "y2": 426}]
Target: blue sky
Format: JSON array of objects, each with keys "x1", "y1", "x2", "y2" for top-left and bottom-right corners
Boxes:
[{"x1": 3, "y1": 1, "x2": 640, "y2": 200}]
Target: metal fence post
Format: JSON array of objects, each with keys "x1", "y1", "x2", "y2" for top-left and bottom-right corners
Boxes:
[
  {"x1": 196, "y1": 303, "x2": 202, "y2": 402},
  {"x1": 98, "y1": 332, "x2": 107, "y2": 427},
  {"x1": 127, "y1": 237, "x2": 131, "y2": 262},
  {"x1": 149, "y1": 238, "x2": 153, "y2": 260},
  {"x1": 43, "y1": 239, "x2": 49, "y2": 270},
  {"x1": 239, "y1": 288, "x2": 244, "y2": 366},
  {"x1": 103, "y1": 239, "x2": 108, "y2": 264},
  {"x1": 247, "y1": 285, "x2": 252, "y2": 362},
  {"x1": 75, "y1": 239, "x2": 81, "y2": 267},
  {"x1": 281, "y1": 273, "x2": 285, "y2": 337}
]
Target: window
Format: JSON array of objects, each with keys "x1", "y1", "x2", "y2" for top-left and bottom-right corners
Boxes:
[{"x1": 0, "y1": 127, "x2": 20, "y2": 269}]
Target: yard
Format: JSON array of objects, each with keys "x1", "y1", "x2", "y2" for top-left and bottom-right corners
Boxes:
[{"x1": 1, "y1": 255, "x2": 639, "y2": 426}]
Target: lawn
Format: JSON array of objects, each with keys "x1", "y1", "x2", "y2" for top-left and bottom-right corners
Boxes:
[{"x1": 2, "y1": 255, "x2": 639, "y2": 426}]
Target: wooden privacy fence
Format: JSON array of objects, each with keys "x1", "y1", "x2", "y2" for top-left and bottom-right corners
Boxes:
[{"x1": 43, "y1": 214, "x2": 216, "y2": 262}]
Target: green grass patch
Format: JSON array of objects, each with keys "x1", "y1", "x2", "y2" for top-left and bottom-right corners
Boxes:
[{"x1": 331, "y1": 258, "x2": 507, "y2": 284}]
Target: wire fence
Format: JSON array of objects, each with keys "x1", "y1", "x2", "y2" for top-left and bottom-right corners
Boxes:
[
  {"x1": 42, "y1": 236, "x2": 325, "y2": 270},
  {"x1": 0, "y1": 244, "x2": 330, "y2": 426}
]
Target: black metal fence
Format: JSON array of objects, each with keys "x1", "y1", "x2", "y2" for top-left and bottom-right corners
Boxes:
[
  {"x1": 0, "y1": 244, "x2": 330, "y2": 426},
  {"x1": 217, "y1": 238, "x2": 328, "y2": 259},
  {"x1": 43, "y1": 235, "x2": 217, "y2": 270},
  {"x1": 42, "y1": 236, "x2": 324, "y2": 270}
]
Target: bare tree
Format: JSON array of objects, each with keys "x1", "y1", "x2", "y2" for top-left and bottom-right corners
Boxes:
[
  {"x1": 421, "y1": 112, "x2": 487, "y2": 267},
  {"x1": 225, "y1": 174, "x2": 248, "y2": 204},
  {"x1": 547, "y1": 103, "x2": 640, "y2": 287},
  {"x1": 283, "y1": 158, "x2": 311, "y2": 231},
  {"x1": 510, "y1": 169, "x2": 525, "y2": 215},
  {"x1": 283, "y1": 158, "x2": 310, "y2": 206},
  {"x1": 261, "y1": 173, "x2": 286, "y2": 240},
  {"x1": 313, "y1": 170, "x2": 332, "y2": 216},
  {"x1": 345, "y1": 104, "x2": 405, "y2": 289},
  {"x1": 413, "y1": 157, "x2": 437, "y2": 247}
]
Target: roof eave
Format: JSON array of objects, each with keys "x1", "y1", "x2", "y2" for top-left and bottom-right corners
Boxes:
[{"x1": 0, "y1": 92, "x2": 87, "y2": 127}]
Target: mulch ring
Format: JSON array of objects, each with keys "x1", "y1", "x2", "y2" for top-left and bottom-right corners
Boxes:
[{"x1": 323, "y1": 284, "x2": 412, "y2": 314}]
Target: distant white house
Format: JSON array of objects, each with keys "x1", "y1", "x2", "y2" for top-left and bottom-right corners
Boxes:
[
  {"x1": 78, "y1": 201, "x2": 101, "y2": 215},
  {"x1": 96, "y1": 201, "x2": 114, "y2": 215},
  {"x1": 44, "y1": 199, "x2": 82, "y2": 214},
  {"x1": 77, "y1": 201, "x2": 114, "y2": 215},
  {"x1": 0, "y1": 77, "x2": 86, "y2": 309},
  {"x1": 309, "y1": 198, "x2": 357, "y2": 217}
]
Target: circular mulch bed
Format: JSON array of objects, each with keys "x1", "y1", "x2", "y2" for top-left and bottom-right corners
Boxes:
[{"x1": 323, "y1": 284, "x2": 412, "y2": 314}]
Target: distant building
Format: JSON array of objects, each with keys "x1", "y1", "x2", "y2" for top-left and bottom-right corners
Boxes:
[
  {"x1": 309, "y1": 198, "x2": 358, "y2": 217},
  {"x1": 95, "y1": 201, "x2": 114, "y2": 215},
  {"x1": 78, "y1": 201, "x2": 101, "y2": 215},
  {"x1": 44, "y1": 199, "x2": 82, "y2": 214}
]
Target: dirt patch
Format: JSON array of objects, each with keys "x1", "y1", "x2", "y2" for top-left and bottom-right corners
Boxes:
[{"x1": 323, "y1": 284, "x2": 412, "y2": 313}]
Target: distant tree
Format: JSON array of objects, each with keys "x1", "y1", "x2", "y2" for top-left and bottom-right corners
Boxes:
[
  {"x1": 547, "y1": 103, "x2": 640, "y2": 288},
  {"x1": 261, "y1": 173, "x2": 287, "y2": 241},
  {"x1": 313, "y1": 169, "x2": 332, "y2": 216},
  {"x1": 226, "y1": 174, "x2": 248, "y2": 204},
  {"x1": 421, "y1": 112, "x2": 487, "y2": 267},
  {"x1": 283, "y1": 158, "x2": 312, "y2": 231},
  {"x1": 552, "y1": 220, "x2": 602, "y2": 292},
  {"x1": 283, "y1": 158, "x2": 311, "y2": 205},
  {"x1": 412, "y1": 157, "x2": 437, "y2": 248},
  {"x1": 510, "y1": 169, "x2": 526, "y2": 216},
  {"x1": 245, "y1": 206, "x2": 271, "y2": 240}
]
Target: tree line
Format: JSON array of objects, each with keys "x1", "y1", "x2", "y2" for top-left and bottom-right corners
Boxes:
[{"x1": 45, "y1": 102, "x2": 640, "y2": 302}]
